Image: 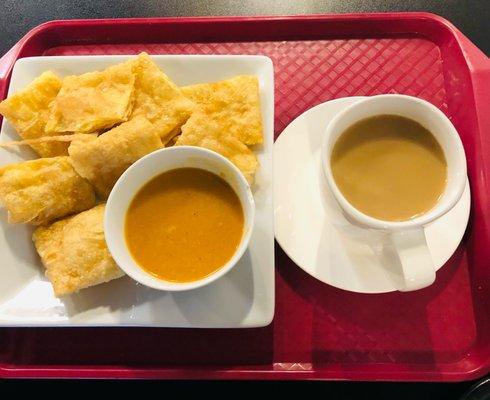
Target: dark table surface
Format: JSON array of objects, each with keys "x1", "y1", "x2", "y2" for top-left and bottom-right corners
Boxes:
[
  {"x1": 1, "y1": 0, "x2": 489, "y2": 397},
  {"x1": 1, "y1": 0, "x2": 489, "y2": 57}
]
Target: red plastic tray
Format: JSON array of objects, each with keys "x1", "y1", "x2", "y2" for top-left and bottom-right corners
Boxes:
[{"x1": 0, "y1": 13, "x2": 489, "y2": 381}]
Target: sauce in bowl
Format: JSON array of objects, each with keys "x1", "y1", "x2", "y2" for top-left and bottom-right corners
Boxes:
[{"x1": 125, "y1": 167, "x2": 244, "y2": 283}]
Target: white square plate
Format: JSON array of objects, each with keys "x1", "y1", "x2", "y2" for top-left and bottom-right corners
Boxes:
[{"x1": 0, "y1": 55, "x2": 274, "y2": 328}]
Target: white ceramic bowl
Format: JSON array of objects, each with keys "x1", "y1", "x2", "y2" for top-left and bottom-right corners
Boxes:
[{"x1": 105, "y1": 146, "x2": 255, "y2": 291}]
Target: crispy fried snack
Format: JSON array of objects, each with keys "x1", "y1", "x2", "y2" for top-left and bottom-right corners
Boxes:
[
  {"x1": 0, "y1": 133, "x2": 97, "y2": 149},
  {"x1": 45, "y1": 60, "x2": 136, "y2": 134},
  {"x1": 130, "y1": 52, "x2": 195, "y2": 143},
  {"x1": 0, "y1": 71, "x2": 69, "y2": 157},
  {"x1": 68, "y1": 116, "x2": 163, "y2": 198},
  {"x1": 0, "y1": 156, "x2": 96, "y2": 225},
  {"x1": 176, "y1": 111, "x2": 258, "y2": 183},
  {"x1": 33, "y1": 204, "x2": 124, "y2": 296},
  {"x1": 165, "y1": 134, "x2": 180, "y2": 147},
  {"x1": 181, "y1": 75, "x2": 263, "y2": 145}
]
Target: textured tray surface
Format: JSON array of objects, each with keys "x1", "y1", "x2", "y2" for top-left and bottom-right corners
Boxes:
[
  {"x1": 1, "y1": 12, "x2": 489, "y2": 380},
  {"x1": 46, "y1": 39, "x2": 448, "y2": 137},
  {"x1": 0, "y1": 38, "x2": 476, "y2": 370}
]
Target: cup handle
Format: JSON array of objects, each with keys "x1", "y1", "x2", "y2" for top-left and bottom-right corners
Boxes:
[{"x1": 389, "y1": 229, "x2": 435, "y2": 291}]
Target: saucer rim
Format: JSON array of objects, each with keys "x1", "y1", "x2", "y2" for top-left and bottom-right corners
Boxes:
[{"x1": 274, "y1": 97, "x2": 471, "y2": 294}]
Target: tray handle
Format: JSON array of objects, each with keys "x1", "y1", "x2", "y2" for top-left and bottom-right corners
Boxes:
[
  {"x1": 456, "y1": 33, "x2": 490, "y2": 169},
  {"x1": 459, "y1": 37, "x2": 490, "y2": 378},
  {"x1": 455, "y1": 33, "x2": 490, "y2": 285}
]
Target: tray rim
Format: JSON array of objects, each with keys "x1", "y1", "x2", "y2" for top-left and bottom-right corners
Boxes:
[
  {"x1": 0, "y1": 12, "x2": 489, "y2": 382},
  {"x1": 0, "y1": 12, "x2": 484, "y2": 82}
]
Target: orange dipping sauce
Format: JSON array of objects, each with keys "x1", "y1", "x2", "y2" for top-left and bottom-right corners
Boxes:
[{"x1": 125, "y1": 168, "x2": 244, "y2": 282}]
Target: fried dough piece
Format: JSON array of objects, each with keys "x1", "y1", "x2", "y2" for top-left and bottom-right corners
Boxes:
[
  {"x1": 131, "y1": 52, "x2": 194, "y2": 143},
  {"x1": 165, "y1": 134, "x2": 180, "y2": 147},
  {"x1": 181, "y1": 75, "x2": 263, "y2": 145},
  {"x1": 33, "y1": 204, "x2": 124, "y2": 296},
  {"x1": 45, "y1": 60, "x2": 136, "y2": 134},
  {"x1": 176, "y1": 111, "x2": 258, "y2": 183},
  {"x1": 0, "y1": 71, "x2": 69, "y2": 157},
  {"x1": 68, "y1": 116, "x2": 162, "y2": 198},
  {"x1": 0, "y1": 133, "x2": 97, "y2": 149},
  {"x1": 0, "y1": 156, "x2": 95, "y2": 225}
]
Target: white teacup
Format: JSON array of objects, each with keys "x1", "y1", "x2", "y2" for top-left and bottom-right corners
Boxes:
[{"x1": 321, "y1": 94, "x2": 467, "y2": 291}]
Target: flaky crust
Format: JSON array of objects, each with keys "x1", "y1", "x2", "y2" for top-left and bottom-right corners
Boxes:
[
  {"x1": 33, "y1": 204, "x2": 124, "y2": 296},
  {"x1": 68, "y1": 116, "x2": 163, "y2": 198},
  {"x1": 0, "y1": 156, "x2": 95, "y2": 225}
]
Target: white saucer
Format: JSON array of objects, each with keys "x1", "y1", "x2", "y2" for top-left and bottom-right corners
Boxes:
[{"x1": 274, "y1": 97, "x2": 471, "y2": 293}]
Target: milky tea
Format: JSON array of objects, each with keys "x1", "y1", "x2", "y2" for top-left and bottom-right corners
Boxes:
[{"x1": 330, "y1": 115, "x2": 447, "y2": 222}]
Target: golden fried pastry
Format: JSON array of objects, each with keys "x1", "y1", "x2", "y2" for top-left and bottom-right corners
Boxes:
[
  {"x1": 165, "y1": 134, "x2": 180, "y2": 147},
  {"x1": 181, "y1": 75, "x2": 263, "y2": 145},
  {"x1": 33, "y1": 204, "x2": 124, "y2": 296},
  {"x1": 176, "y1": 111, "x2": 258, "y2": 183},
  {"x1": 45, "y1": 60, "x2": 136, "y2": 134},
  {"x1": 130, "y1": 52, "x2": 195, "y2": 144},
  {"x1": 0, "y1": 156, "x2": 95, "y2": 225},
  {"x1": 0, "y1": 133, "x2": 97, "y2": 149},
  {"x1": 68, "y1": 116, "x2": 162, "y2": 198},
  {"x1": 0, "y1": 71, "x2": 69, "y2": 157}
]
